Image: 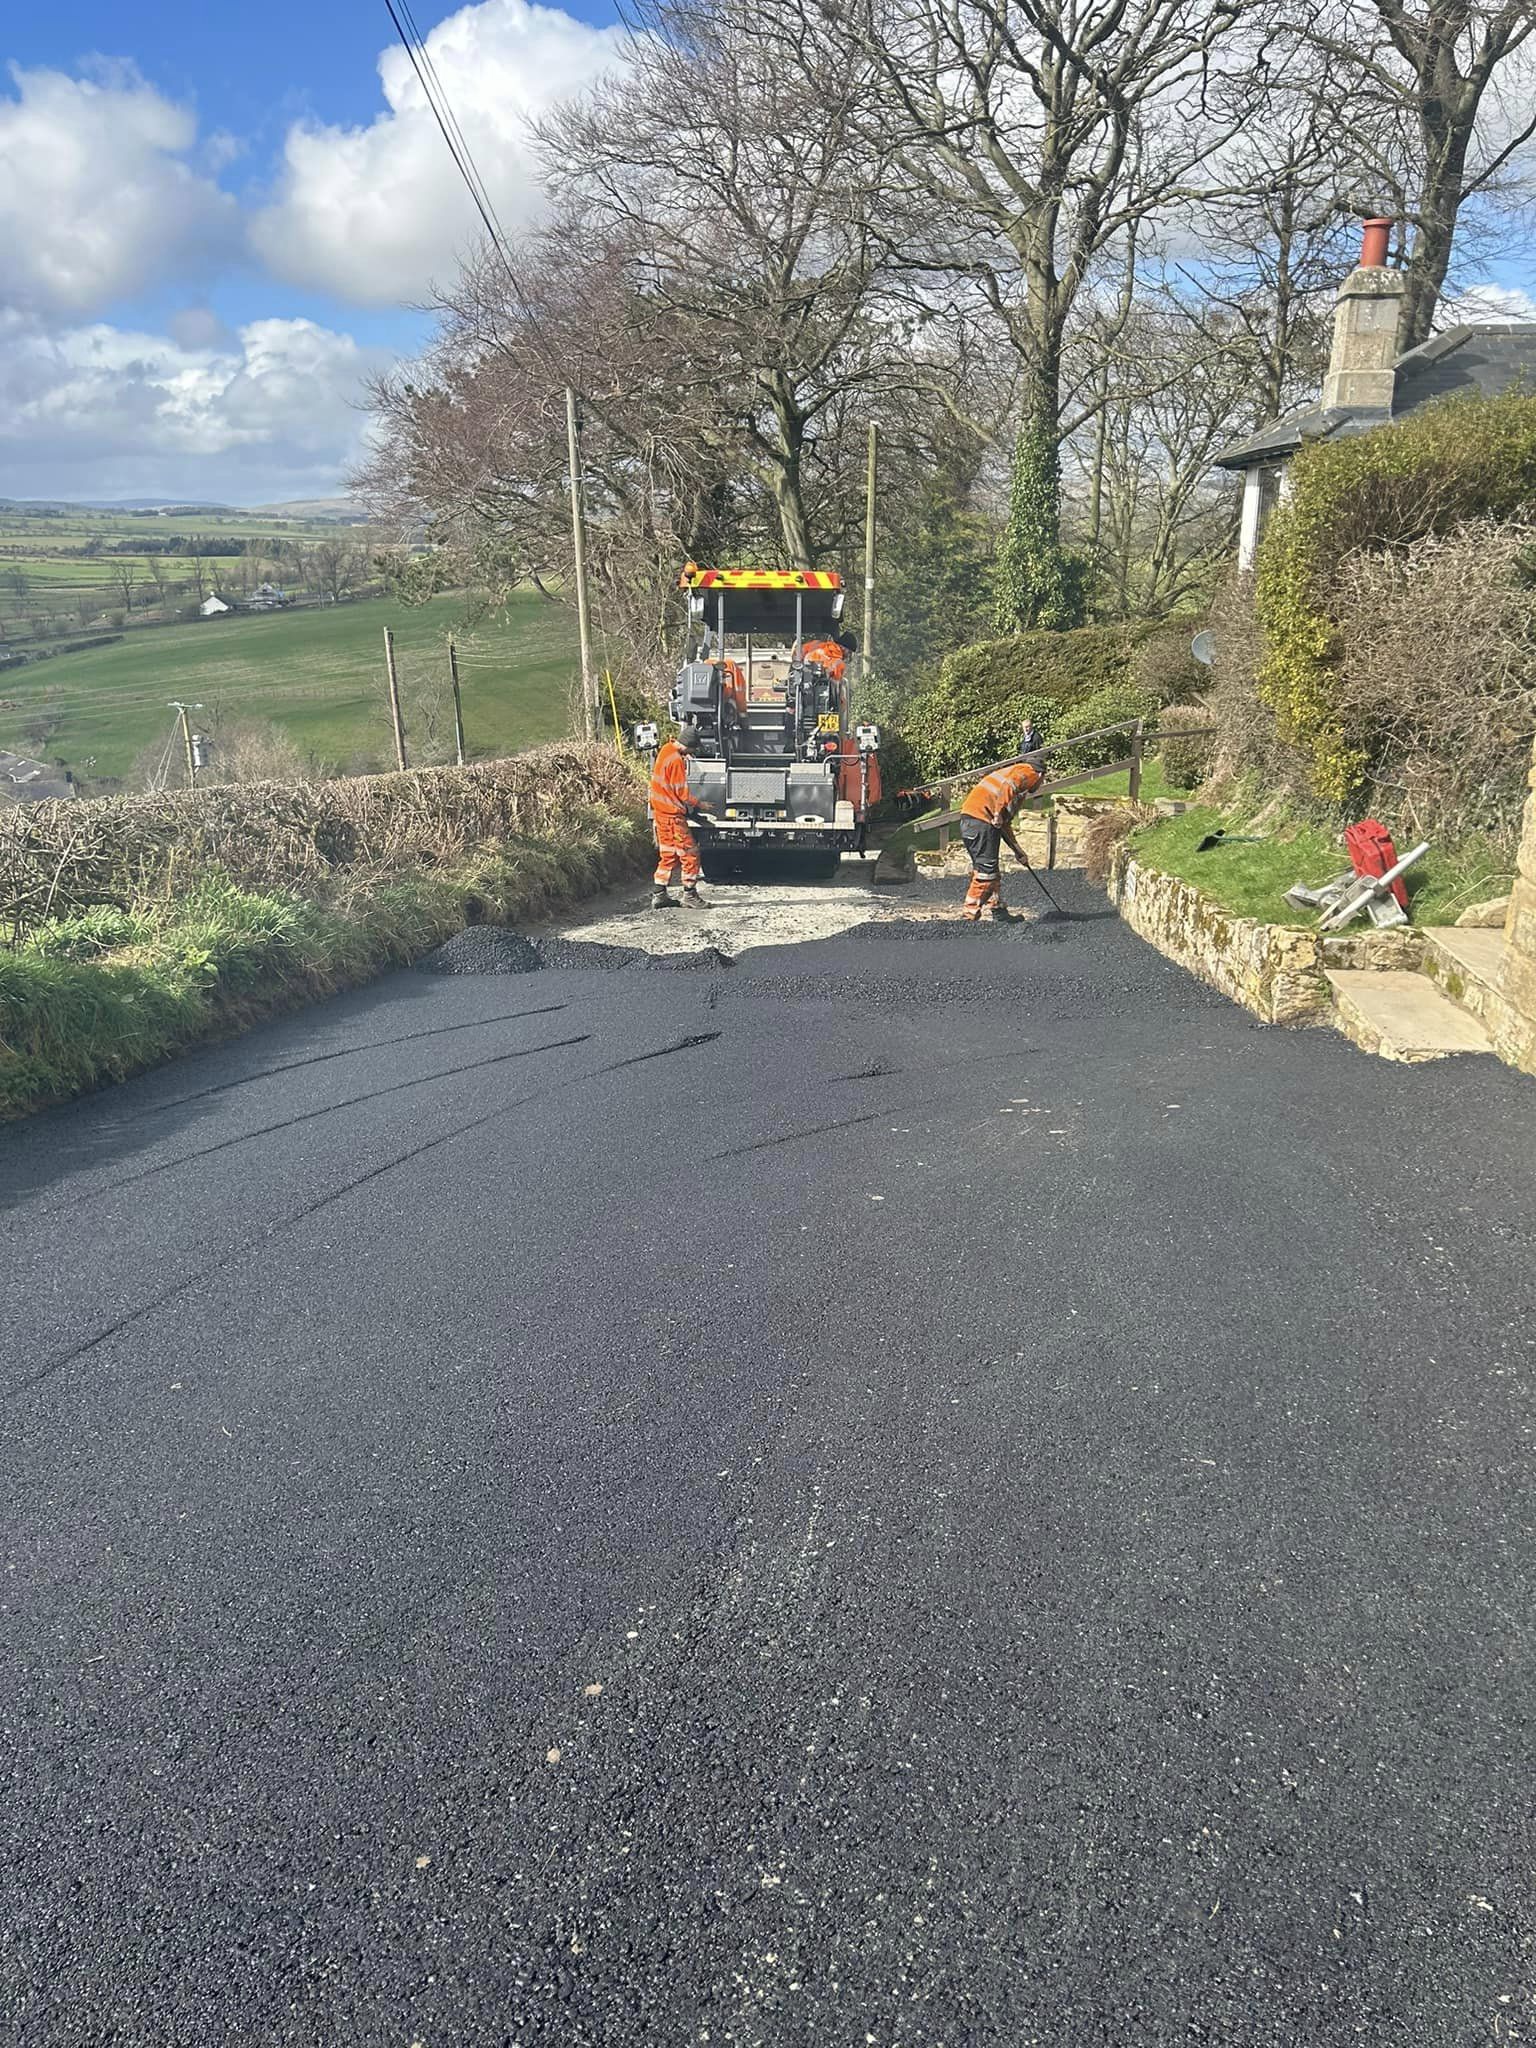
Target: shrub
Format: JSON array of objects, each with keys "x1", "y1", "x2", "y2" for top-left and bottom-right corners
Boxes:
[
  {"x1": 1050, "y1": 682, "x2": 1160, "y2": 770},
  {"x1": 1327, "y1": 518, "x2": 1536, "y2": 844},
  {"x1": 1255, "y1": 391, "x2": 1536, "y2": 802},
  {"x1": 1082, "y1": 804, "x2": 1154, "y2": 886},
  {"x1": 1131, "y1": 621, "x2": 1207, "y2": 705},
  {"x1": 1158, "y1": 704, "x2": 1218, "y2": 790},
  {"x1": 900, "y1": 625, "x2": 1141, "y2": 777}
]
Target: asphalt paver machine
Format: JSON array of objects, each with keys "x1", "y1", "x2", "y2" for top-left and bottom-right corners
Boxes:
[{"x1": 669, "y1": 563, "x2": 881, "y2": 878}]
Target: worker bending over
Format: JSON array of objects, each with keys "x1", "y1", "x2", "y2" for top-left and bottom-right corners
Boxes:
[
  {"x1": 650, "y1": 721, "x2": 706, "y2": 910},
  {"x1": 959, "y1": 758, "x2": 1044, "y2": 921}
]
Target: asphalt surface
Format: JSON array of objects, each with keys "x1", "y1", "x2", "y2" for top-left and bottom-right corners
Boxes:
[{"x1": 3, "y1": 870, "x2": 1534, "y2": 2046}]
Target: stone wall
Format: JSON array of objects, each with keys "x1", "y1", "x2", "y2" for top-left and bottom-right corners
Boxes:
[
  {"x1": 1506, "y1": 747, "x2": 1536, "y2": 1021},
  {"x1": 1109, "y1": 851, "x2": 1332, "y2": 1025}
]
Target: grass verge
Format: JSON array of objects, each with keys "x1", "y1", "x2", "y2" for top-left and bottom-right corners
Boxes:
[
  {"x1": 1129, "y1": 805, "x2": 1516, "y2": 928},
  {"x1": 1, "y1": 806, "x2": 645, "y2": 1119}
]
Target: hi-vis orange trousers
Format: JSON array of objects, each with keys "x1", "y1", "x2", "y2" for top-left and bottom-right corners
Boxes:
[
  {"x1": 959, "y1": 817, "x2": 1003, "y2": 918},
  {"x1": 653, "y1": 812, "x2": 701, "y2": 887}
]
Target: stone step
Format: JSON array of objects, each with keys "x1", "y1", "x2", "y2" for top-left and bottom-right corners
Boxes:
[
  {"x1": 1326, "y1": 969, "x2": 1494, "y2": 1063},
  {"x1": 1420, "y1": 926, "x2": 1536, "y2": 1075},
  {"x1": 1421, "y1": 926, "x2": 1510, "y2": 1025}
]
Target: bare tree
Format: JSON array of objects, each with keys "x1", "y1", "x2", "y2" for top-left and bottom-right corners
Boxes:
[
  {"x1": 1300, "y1": 0, "x2": 1536, "y2": 345},
  {"x1": 143, "y1": 554, "x2": 172, "y2": 608},
  {"x1": 309, "y1": 539, "x2": 364, "y2": 604},
  {"x1": 544, "y1": 0, "x2": 896, "y2": 563},
  {"x1": 748, "y1": 0, "x2": 1263, "y2": 572},
  {"x1": 1071, "y1": 297, "x2": 1255, "y2": 615},
  {"x1": 111, "y1": 561, "x2": 136, "y2": 612}
]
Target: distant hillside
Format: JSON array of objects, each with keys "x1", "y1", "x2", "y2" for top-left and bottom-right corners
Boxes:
[
  {"x1": 0, "y1": 498, "x2": 236, "y2": 515},
  {"x1": 0, "y1": 496, "x2": 362, "y2": 521},
  {"x1": 245, "y1": 498, "x2": 366, "y2": 522}
]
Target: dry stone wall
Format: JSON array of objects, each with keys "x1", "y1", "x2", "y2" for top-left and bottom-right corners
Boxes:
[
  {"x1": 1495, "y1": 748, "x2": 1536, "y2": 1070},
  {"x1": 1109, "y1": 850, "x2": 1332, "y2": 1026}
]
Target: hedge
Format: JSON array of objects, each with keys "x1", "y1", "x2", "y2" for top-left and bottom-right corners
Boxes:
[
  {"x1": 900, "y1": 625, "x2": 1149, "y2": 778},
  {"x1": 1255, "y1": 391, "x2": 1536, "y2": 802}
]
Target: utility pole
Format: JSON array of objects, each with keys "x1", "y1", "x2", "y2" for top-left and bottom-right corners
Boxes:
[
  {"x1": 862, "y1": 422, "x2": 878, "y2": 678},
  {"x1": 565, "y1": 385, "x2": 598, "y2": 743},
  {"x1": 448, "y1": 636, "x2": 466, "y2": 767},
  {"x1": 169, "y1": 700, "x2": 202, "y2": 788},
  {"x1": 383, "y1": 627, "x2": 408, "y2": 771}
]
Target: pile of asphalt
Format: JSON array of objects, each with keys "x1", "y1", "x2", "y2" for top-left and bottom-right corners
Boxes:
[
  {"x1": 415, "y1": 928, "x2": 545, "y2": 975},
  {"x1": 416, "y1": 929, "x2": 736, "y2": 975}
]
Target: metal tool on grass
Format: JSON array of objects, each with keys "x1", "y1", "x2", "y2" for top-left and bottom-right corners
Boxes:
[
  {"x1": 1194, "y1": 827, "x2": 1264, "y2": 853},
  {"x1": 1285, "y1": 840, "x2": 1428, "y2": 930}
]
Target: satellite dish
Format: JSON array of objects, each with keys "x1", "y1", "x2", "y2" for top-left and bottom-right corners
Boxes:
[{"x1": 1191, "y1": 629, "x2": 1216, "y2": 668}]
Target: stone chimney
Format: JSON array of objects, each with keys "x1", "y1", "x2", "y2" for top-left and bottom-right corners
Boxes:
[{"x1": 1321, "y1": 218, "x2": 1405, "y2": 413}]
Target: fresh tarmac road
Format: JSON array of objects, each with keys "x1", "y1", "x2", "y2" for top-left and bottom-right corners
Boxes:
[{"x1": 2, "y1": 871, "x2": 1533, "y2": 2046}]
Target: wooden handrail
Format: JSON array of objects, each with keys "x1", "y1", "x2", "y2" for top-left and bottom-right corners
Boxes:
[
  {"x1": 913, "y1": 756, "x2": 1137, "y2": 835},
  {"x1": 901, "y1": 720, "x2": 1212, "y2": 831}
]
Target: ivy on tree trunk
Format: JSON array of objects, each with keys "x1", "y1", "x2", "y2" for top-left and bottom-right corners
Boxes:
[{"x1": 995, "y1": 415, "x2": 1085, "y2": 634}]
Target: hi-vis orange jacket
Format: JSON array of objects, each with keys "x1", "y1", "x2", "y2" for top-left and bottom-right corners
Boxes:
[
  {"x1": 649, "y1": 739, "x2": 698, "y2": 820},
  {"x1": 802, "y1": 637, "x2": 847, "y2": 681},
  {"x1": 960, "y1": 760, "x2": 1043, "y2": 827}
]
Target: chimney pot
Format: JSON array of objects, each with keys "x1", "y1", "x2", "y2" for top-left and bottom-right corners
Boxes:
[
  {"x1": 1321, "y1": 222, "x2": 1406, "y2": 413},
  {"x1": 1360, "y1": 218, "x2": 1392, "y2": 269}
]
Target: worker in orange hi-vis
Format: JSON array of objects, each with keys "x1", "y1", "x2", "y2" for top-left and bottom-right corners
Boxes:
[
  {"x1": 649, "y1": 721, "x2": 706, "y2": 910},
  {"x1": 958, "y1": 758, "x2": 1044, "y2": 921}
]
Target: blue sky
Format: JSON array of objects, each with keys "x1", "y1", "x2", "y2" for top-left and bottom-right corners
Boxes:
[
  {"x1": 2, "y1": 0, "x2": 1533, "y2": 505},
  {"x1": 0, "y1": 0, "x2": 628, "y2": 503},
  {"x1": 5, "y1": 0, "x2": 623, "y2": 352}
]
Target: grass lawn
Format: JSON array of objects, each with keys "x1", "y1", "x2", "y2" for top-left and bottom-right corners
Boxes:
[
  {"x1": 1049, "y1": 758, "x2": 1175, "y2": 803},
  {"x1": 1131, "y1": 806, "x2": 1518, "y2": 929},
  {"x1": 0, "y1": 590, "x2": 580, "y2": 780}
]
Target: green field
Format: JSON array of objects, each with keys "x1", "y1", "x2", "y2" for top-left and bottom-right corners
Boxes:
[
  {"x1": 0, "y1": 591, "x2": 581, "y2": 782},
  {"x1": 0, "y1": 506, "x2": 361, "y2": 648}
]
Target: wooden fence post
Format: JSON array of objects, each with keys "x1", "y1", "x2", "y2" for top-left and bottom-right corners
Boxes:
[
  {"x1": 448, "y1": 636, "x2": 466, "y2": 767},
  {"x1": 384, "y1": 628, "x2": 408, "y2": 772},
  {"x1": 1128, "y1": 718, "x2": 1144, "y2": 801}
]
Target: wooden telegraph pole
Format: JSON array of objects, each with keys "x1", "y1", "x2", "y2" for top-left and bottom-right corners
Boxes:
[
  {"x1": 448, "y1": 637, "x2": 467, "y2": 767},
  {"x1": 863, "y1": 422, "x2": 878, "y2": 677},
  {"x1": 565, "y1": 386, "x2": 598, "y2": 743},
  {"x1": 383, "y1": 628, "x2": 408, "y2": 771},
  {"x1": 169, "y1": 700, "x2": 202, "y2": 787}
]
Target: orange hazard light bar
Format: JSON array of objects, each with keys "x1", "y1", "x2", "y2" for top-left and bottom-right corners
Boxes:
[{"x1": 679, "y1": 562, "x2": 842, "y2": 592}]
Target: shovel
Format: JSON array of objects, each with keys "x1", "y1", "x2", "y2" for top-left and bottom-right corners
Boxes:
[{"x1": 1194, "y1": 828, "x2": 1264, "y2": 853}]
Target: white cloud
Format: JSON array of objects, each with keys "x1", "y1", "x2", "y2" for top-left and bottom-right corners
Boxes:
[
  {"x1": 1440, "y1": 281, "x2": 1536, "y2": 326},
  {"x1": 0, "y1": 61, "x2": 238, "y2": 320},
  {"x1": 0, "y1": 313, "x2": 390, "y2": 502},
  {"x1": 250, "y1": 0, "x2": 627, "y2": 305}
]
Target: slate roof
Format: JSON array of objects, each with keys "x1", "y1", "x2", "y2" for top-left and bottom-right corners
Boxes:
[
  {"x1": 0, "y1": 749, "x2": 74, "y2": 803},
  {"x1": 1213, "y1": 324, "x2": 1536, "y2": 471}
]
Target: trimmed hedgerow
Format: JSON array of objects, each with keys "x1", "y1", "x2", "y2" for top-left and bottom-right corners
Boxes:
[
  {"x1": 900, "y1": 625, "x2": 1147, "y2": 777},
  {"x1": 1254, "y1": 392, "x2": 1536, "y2": 803}
]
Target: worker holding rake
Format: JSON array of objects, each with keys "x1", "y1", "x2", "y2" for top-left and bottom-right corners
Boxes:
[{"x1": 958, "y1": 759, "x2": 1044, "y2": 921}]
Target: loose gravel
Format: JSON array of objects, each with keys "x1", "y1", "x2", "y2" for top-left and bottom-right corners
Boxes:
[{"x1": 416, "y1": 928, "x2": 736, "y2": 976}]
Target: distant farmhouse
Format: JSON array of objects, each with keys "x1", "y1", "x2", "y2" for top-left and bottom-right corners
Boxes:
[
  {"x1": 0, "y1": 750, "x2": 74, "y2": 803},
  {"x1": 200, "y1": 595, "x2": 231, "y2": 618},
  {"x1": 1214, "y1": 219, "x2": 1536, "y2": 569},
  {"x1": 249, "y1": 583, "x2": 288, "y2": 611}
]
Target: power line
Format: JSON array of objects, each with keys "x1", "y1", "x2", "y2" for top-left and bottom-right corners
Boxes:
[
  {"x1": 381, "y1": 0, "x2": 513, "y2": 264},
  {"x1": 397, "y1": 0, "x2": 508, "y2": 248}
]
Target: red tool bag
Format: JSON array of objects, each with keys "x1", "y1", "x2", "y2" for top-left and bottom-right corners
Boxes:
[{"x1": 1344, "y1": 818, "x2": 1409, "y2": 911}]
